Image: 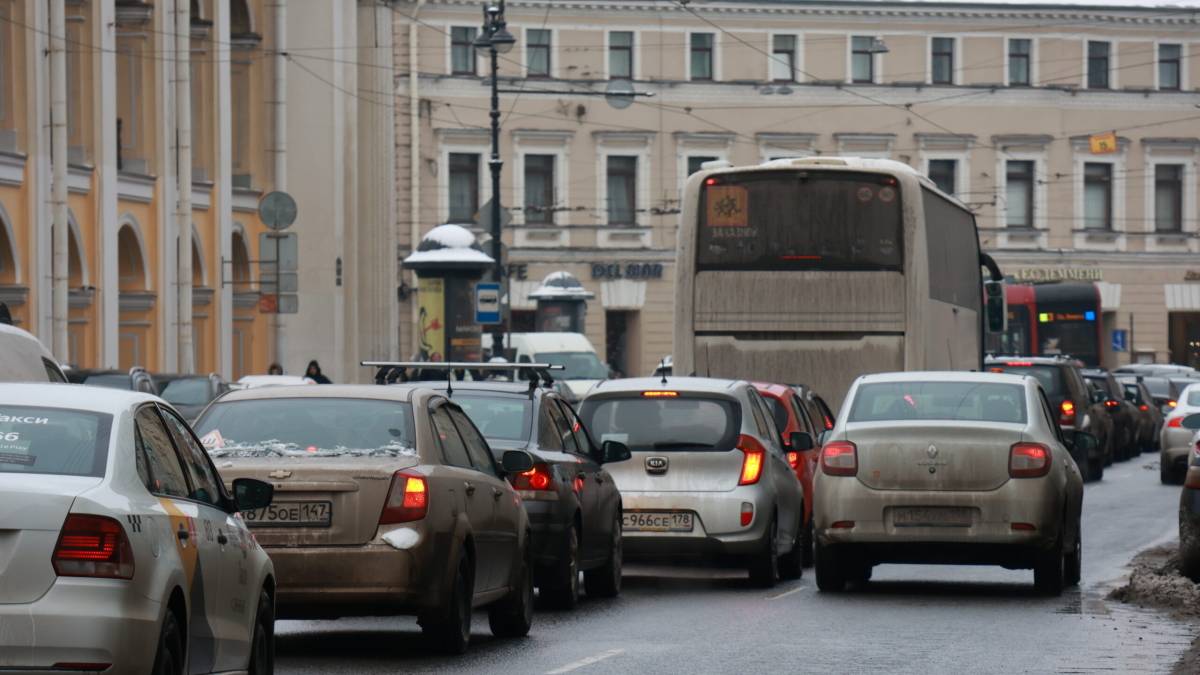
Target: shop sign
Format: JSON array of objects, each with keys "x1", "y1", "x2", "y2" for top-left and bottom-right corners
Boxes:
[
  {"x1": 1012, "y1": 268, "x2": 1103, "y2": 282},
  {"x1": 591, "y1": 263, "x2": 665, "y2": 280}
]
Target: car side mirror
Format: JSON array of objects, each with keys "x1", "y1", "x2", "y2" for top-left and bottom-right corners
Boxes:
[
  {"x1": 1069, "y1": 430, "x2": 1098, "y2": 454},
  {"x1": 789, "y1": 431, "x2": 814, "y2": 452},
  {"x1": 1181, "y1": 414, "x2": 1200, "y2": 431},
  {"x1": 600, "y1": 440, "x2": 632, "y2": 464},
  {"x1": 501, "y1": 450, "x2": 535, "y2": 473},
  {"x1": 232, "y1": 478, "x2": 273, "y2": 512}
]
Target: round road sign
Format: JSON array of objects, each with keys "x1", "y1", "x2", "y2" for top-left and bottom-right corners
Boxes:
[{"x1": 259, "y1": 191, "x2": 298, "y2": 231}]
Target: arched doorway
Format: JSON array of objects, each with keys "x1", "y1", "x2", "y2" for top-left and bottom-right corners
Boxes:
[
  {"x1": 230, "y1": 225, "x2": 253, "y2": 379},
  {"x1": 117, "y1": 216, "x2": 153, "y2": 368}
]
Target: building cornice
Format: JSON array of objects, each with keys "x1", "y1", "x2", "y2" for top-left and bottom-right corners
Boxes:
[
  {"x1": 0, "y1": 151, "x2": 26, "y2": 188},
  {"x1": 593, "y1": 130, "x2": 657, "y2": 144},
  {"x1": 512, "y1": 129, "x2": 576, "y2": 141},
  {"x1": 117, "y1": 171, "x2": 156, "y2": 203}
]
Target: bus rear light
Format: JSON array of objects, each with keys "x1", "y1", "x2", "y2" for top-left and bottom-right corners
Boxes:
[
  {"x1": 1060, "y1": 400, "x2": 1076, "y2": 426},
  {"x1": 737, "y1": 435, "x2": 765, "y2": 485},
  {"x1": 380, "y1": 471, "x2": 429, "y2": 524},
  {"x1": 52, "y1": 515, "x2": 134, "y2": 580},
  {"x1": 821, "y1": 441, "x2": 857, "y2": 477},
  {"x1": 1009, "y1": 443, "x2": 1051, "y2": 478},
  {"x1": 704, "y1": 177, "x2": 723, "y2": 185}
]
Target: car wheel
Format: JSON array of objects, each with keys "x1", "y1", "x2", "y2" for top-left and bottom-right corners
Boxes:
[
  {"x1": 814, "y1": 539, "x2": 846, "y2": 593},
  {"x1": 1162, "y1": 460, "x2": 1183, "y2": 485},
  {"x1": 801, "y1": 520, "x2": 814, "y2": 568},
  {"x1": 248, "y1": 590, "x2": 274, "y2": 675},
  {"x1": 1065, "y1": 520, "x2": 1082, "y2": 587},
  {"x1": 489, "y1": 535, "x2": 534, "y2": 638},
  {"x1": 151, "y1": 608, "x2": 184, "y2": 675},
  {"x1": 421, "y1": 556, "x2": 472, "y2": 655},
  {"x1": 847, "y1": 561, "x2": 873, "y2": 585},
  {"x1": 541, "y1": 526, "x2": 580, "y2": 610},
  {"x1": 584, "y1": 511, "x2": 622, "y2": 599},
  {"x1": 1178, "y1": 497, "x2": 1200, "y2": 582},
  {"x1": 1034, "y1": 525, "x2": 1066, "y2": 597},
  {"x1": 747, "y1": 517, "x2": 779, "y2": 588},
  {"x1": 1087, "y1": 455, "x2": 1104, "y2": 482}
]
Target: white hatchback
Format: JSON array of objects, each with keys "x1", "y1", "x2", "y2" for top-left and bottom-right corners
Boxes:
[{"x1": 0, "y1": 384, "x2": 276, "y2": 675}]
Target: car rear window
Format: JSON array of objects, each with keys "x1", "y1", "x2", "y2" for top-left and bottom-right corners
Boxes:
[
  {"x1": 0, "y1": 405, "x2": 112, "y2": 477},
  {"x1": 158, "y1": 378, "x2": 211, "y2": 406},
  {"x1": 73, "y1": 374, "x2": 132, "y2": 390},
  {"x1": 1139, "y1": 378, "x2": 1174, "y2": 398},
  {"x1": 194, "y1": 398, "x2": 415, "y2": 457},
  {"x1": 452, "y1": 395, "x2": 531, "y2": 441},
  {"x1": 1187, "y1": 390, "x2": 1200, "y2": 407},
  {"x1": 578, "y1": 396, "x2": 740, "y2": 452},
  {"x1": 849, "y1": 381, "x2": 1028, "y2": 424},
  {"x1": 989, "y1": 365, "x2": 1062, "y2": 397},
  {"x1": 761, "y1": 395, "x2": 790, "y2": 434}
]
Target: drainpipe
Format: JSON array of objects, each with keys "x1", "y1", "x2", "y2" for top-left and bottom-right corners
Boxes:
[
  {"x1": 177, "y1": 0, "x2": 195, "y2": 373},
  {"x1": 49, "y1": 0, "x2": 68, "y2": 360},
  {"x1": 273, "y1": 0, "x2": 288, "y2": 371},
  {"x1": 409, "y1": 0, "x2": 426, "y2": 358}
]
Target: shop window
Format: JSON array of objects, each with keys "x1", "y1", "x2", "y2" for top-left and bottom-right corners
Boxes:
[
  {"x1": 605, "y1": 310, "x2": 630, "y2": 378},
  {"x1": 451, "y1": 27, "x2": 477, "y2": 75},
  {"x1": 448, "y1": 153, "x2": 480, "y2": 223},
  {"x1": 690, "y1": 33, "x2": 713, "y2": 81},
  {"x1": 931, "y1": 38, "x2": 954, "y2": 85},
  {"x1": 606, "y1": 156, "x2": 637, "y2": 225},
  {"x1": 527, "y1": 29, "x2": 551, "y2": 78},
  {"x1": 771, "y1": 35, "x2": 796, "y2": 82},
  {"x1": 928, "y1": 159, "x2": 956, "y2": 195},
  {"x1": 523, "y1": 154, "x2": 555, "y2": 224},
  {"x1": 1155, "y1": 164, "x2": 1183, "y2": 232},
  {"x1": 609, "y1": 31, "x2": 633, "y2": 80},
  {"x1": 1008, "y1": 39, "x2": 1031, "y2": 86},
  {"x1": 1083, "y1": 163, "x2": 1112, "y2": 230},
  {"x1": 851, "y1": 36, "x2": 875, "y2": 83},
  {"x1": 1087, "y1": 41, "x2": 1110, "y2": 89},
  {"x1": 1160, "y1": 44, "x2": 1182, "y2": 90},
  {"x1": 1005, "y1": 160, "x2": 1034, "y2": 228}
]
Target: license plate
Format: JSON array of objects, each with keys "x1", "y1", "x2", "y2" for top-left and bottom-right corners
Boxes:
[
  {"x1": 622, "y1": 511, "x2": 694, "y2": 532},
  {"x1": 244, "y1": 501, "x2": 332, "y2": 527},
  {"x1": 893, "y1": 506, "x2": 973, "y2": 528}
]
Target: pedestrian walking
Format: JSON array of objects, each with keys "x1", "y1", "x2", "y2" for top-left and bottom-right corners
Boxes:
[{"x1": 306, "y1": 360, "x2": 332, "y2": 384}]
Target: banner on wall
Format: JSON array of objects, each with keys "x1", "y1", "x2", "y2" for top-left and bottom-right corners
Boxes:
[{"x1": 418, "y1": 277, "x2": 445, "y2": 362}]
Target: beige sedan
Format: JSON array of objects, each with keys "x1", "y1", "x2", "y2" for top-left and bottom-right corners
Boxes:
[
  {"x1": 192, "y1": 384, "x2": 537, "y2": 654},
  {"x1": 812, "y1": 372, "x2": 1088, "y2": 596}
]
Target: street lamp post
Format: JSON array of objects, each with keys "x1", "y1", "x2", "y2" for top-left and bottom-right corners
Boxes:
[{"x1": 473, "y1": 2, "x2": 515, "y2": 359}]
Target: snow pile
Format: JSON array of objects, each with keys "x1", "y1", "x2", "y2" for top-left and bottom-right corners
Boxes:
[
  {"x1": 1109, "y1": 544, "x2": 1200, "y2": 618},
  {"x1": 423, "y1": 223, "x2": 477, "y2": 249},
  {"x1": 382, "y1": 528, "x2": 420, "y2": 550},
  {"x1": 207, "y1": 439, "x2": 417, "y2": 459},
  {"x1": 403, "y1": 224, "x2": 496, "y2": 265}
]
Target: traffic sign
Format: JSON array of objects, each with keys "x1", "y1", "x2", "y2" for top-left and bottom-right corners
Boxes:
[
  {"x1": 260, "y1": 272, "x2": 298, "y2": 293},
  {"x1": 473, "y1": 198, "x2": 512, "y2": 231},
  {"x1": 259, "y1": 232, "x2": 298, "y2": 272},
  {"x1": 1112, "y1": 329, "x2": 1127, "y2": 352},
  {"x1": 259, "y1": 191, "x2": 298, "y2": 230},
  {"x1": 476, "y1": 283, "x2": 501, "y2": 324}
]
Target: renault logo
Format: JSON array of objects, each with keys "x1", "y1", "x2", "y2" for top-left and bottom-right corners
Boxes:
[
  {"x1": 927, "y1": 445, "x2": 939, "y2": 459},
  {"x1": 268, "y1": 470, "x2": 292, "y2": 479},
  {"x1": 645, "y1": 456, "x2": 668, "y2": 474}
]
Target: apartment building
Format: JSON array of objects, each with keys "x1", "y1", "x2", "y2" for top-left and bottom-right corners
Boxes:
[{"x1": 395, "y1": 0, "x2": 1200, "y2": 372}]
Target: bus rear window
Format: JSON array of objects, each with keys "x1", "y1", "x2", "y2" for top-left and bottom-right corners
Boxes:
[{"x1": 696, "y1": 170, "x2": 902, "y2": 272}]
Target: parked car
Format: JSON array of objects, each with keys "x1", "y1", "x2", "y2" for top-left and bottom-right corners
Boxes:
[
  {"x1": 235, "y1": 375, "x2": 314, "y2": 389},
  {"x1": 1115, "y1": 363, "x2": 1199, "y2": 378},
  {"x1": 1082, "y1": 368, "x2": 1141, "y2": 462},
  {"x1": 1115, "y1": 376, "x2": 1163, "y2": 452},
  {"x1": 152, "y1": 372, "x2": 232, "y2": 422},
  {"x1": 753, "y1": 381, "x2": 823, "y2": 566},
  {"x1": 1138, "y1": 376, "x2": 1181, "y2": 415},
  {"x1": 812, "y1": 371, "x2": 1088, "y2": 596},
  {"x1": 578, "y1": 376, "x2": 807, "y2": 587},
  {"x1": 0, "y1": 318, "x2": 67, "y2": 383},
  {"x1": 1176, "y1": 412, "x2": 1200, "y2": 582},
  {"x1": 193, "y1": 384, "x2": 536, "y2": 654},
  {"x1": 425, "y1": 378, "x2": 628, "y2": 609},
  {"x1": 792, "y1": 384, "x2": 837, "y2": 433},
  {"x1": 986, "y1": 356, "x2": 1107, "y2": 480},
  {"x1": 0, "y1": 383, "x2": 276, "y2": 673},
  {"x1": 64, "y1": 366, "x2": 156, "y2": 393},
  {"x1": 1160, "y1": 383, "x2": 1200, "y2": 484}
]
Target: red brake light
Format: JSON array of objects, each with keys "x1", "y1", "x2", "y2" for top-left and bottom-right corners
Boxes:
[
  {"x1": 380, "y1": 470, "x2": 428, "y2": 524},
  {"x1": 1104, "y1": 400, "x2": 1119, "y2": 408},
  {"x1": 1060, "y1": 400, "x2": 1076, "y2": 426},
  {"x1": 1006, "y1": 362, "x2": 1035, "y2": 367},
  {"x1": 737, "y1": 435, "x2": 765, "y2": 485},
  {"x1": 1169, "y1": 417, "x2": 1184, "y2": 428},
  {"x1": 1139, "y1": 404, "x2": 1149, "y2": 411},
  {"x1": 642, "y1": 391, "x2": 679, "y2": 397},
  {"x1": 821, "y1": 441, "x2": 857, "y2": 477},
  {"x1": 52, "y1": 514, "x2": 134, "y2": 580},
  {"x1": 787, "y1": 451, "x2": 799, "y2": 469},
  {"x1": 705, "y1": 177, "x2": 723, "y2": 185},
  {"x1": 1009, "y1": 442, "x2": 1051, "y2": 478},
  {"x1": 513, "y1": 463, "x2": 557, "y2": 495}
]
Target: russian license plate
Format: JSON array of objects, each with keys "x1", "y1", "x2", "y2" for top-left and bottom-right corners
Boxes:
[
  {"x1": 244, "y1": 501, "x2": 332, "y2": 527},
  {"x1": 893, "y1": 506, "x2": 973, "y2": 528},
  {"x1": 622, "y1": 511, "x2": 694, "y2": 532}
]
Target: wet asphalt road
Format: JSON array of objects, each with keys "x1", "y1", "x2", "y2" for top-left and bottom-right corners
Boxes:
[{"x1": 276, "y1": 453, "x2": 1195, "y2": 675}]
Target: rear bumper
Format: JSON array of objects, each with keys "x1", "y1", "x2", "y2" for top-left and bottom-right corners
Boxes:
[
  {"x1": 619, "y1": 488, "x2": 771, "y2": 557},
  {"x1": 0, "y1": 578, "x2": 160, "y2": 674}
]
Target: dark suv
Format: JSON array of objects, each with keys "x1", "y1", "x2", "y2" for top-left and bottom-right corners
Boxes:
[
  {"x1": 985, "y1": 356, "x2": 1106, "y2": 481},
  {"x1": 1082, "y1": 368, "x2": 1142, "y2": 462}
]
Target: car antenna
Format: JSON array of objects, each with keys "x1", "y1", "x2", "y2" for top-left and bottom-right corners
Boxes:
[
  {"x1": 527, "y1": 370, "x2": 541, "y2": 399},
  {"x1": 660, "y1": 358, "x2": 668, "y2": 385},
  {"x1": 446, "y1": 368, "x2": 453, "y2": 397}
]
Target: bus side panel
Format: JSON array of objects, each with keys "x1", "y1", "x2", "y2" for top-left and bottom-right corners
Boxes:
[
  {"x1": 925, "y1": 299, "x2": 981, "y2": 372},
  {"x1": 694, "y1": 334, "x2": 904, "y2": 412}
]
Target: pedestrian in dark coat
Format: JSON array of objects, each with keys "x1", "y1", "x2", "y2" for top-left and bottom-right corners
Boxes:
[{"x1": 306, "y1": 360, "x2": 333, "y2": 384}]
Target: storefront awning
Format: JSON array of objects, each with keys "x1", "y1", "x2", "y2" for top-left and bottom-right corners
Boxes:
[
  {"x1": 1096, "y1": 282, "x2": 1122, "y2": 312},
  {"x1": 1165, "y1": 284, "x2": 1200, "y2": 311}
]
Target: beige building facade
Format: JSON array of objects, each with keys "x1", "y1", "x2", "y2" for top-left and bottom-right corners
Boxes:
[{"x1": 394, "y1": 0, "x2": 1200, "y2": 374}]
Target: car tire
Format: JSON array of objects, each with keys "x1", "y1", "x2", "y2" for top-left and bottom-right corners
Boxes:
[
  {"x1": 541, "y1": 526, "x2": 580, "y2": 610},
  {"x1": 421, "y1": 557, "x2": 472, "y2": 655},
  {"x1": 489, "y1": 536, "x2": 534, "y2": 639},
  {"x1": 1087, "y1": 456, "x2": 1104, "y2": 482},
  {"x1": 778, "y1": 522, "x2": 803, "y2": 581},
  {"x1": 584, "y1": 511, "x2": 622, "y2": 599},
  {"x1": 814, "y1": 539, "x2": 846, "y2": 593},
  {"x1": 1065, "y1": 520, "x2": 1082, "y2": 588},
  {"x1": 248, "y1": 590, "x2": 274, "y2": 675},
  {"x1": 847, "y1": 561, "x2": 873, "y2": 585},
  {"x1": 1034, "y1": 526, "x2": 1066, "y2": 597},
  {"x1": 1162, "y1": 461, "x2": 1183, "y2": 485},
  {"x1": 151, "y1": 608, "x2": 184, "y2": 675},
  {"x1": 1178, "y1": 497, "x2": 1200, "y2": 582},
  {"x1": 747, "y1": 517, "x2": 779, "y2": 588},
  {"x1": 801, "y1": 520, "x2": 814, "y2": 568}
]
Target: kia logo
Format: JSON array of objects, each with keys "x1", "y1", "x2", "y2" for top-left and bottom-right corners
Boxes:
[{"x1": 645, "y1": 456, "x2": 668, "y2": 474}]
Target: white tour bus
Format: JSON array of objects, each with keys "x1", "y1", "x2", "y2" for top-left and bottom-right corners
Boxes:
[{"x1": 673, "y1": 157, "x2": 1004, "y2": 410}]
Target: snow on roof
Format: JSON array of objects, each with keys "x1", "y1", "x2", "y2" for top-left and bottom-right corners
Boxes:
[
  {"x1": 529, "y1": 271, "x2": 595, "y2": 300},
  {"x1": 404, "y1": 247, "x2": 496, "y2": 265},
  {"x1": 422, "y1": 224, "x2": 478, "y2": 250},
  {"x1": 403, "y1": 223, "x2": 497, "y2": 266}
]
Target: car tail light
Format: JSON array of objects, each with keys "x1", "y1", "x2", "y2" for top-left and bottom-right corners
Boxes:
[
  {"x1": 1139, "y1": 404, "x2": 1149, "y2": 411},
  {"x1": 787, "y1": 451, "x2": 799, "y2": 469},
  {"x1": 1060, "y1": 400, "x2": 1076, "y2": 426},
  {"x1": 741, "y1": 502, "x2": 754, "y2": 527},
  {"x1": 1170, "y1": 400, "x2": 1178, "y2": 408},
  {"x1": 1009, "y1": 442, "x2": 1051, "y2": 478},
  {"x1": 513, "y1": 463, "x2": 559, "y2": 500},
  {"x1": 737, "y1": 435, "x2": 765, "y2": 485},
  {"x1": 821, "y1": 441, "x2": 857, "y2": 477},
  {"x1": 1169, "y1": 417, "x2": 1184, "y2": 428},
  {"x1": 1104, "y1": 400, "x2": 1119, "y2": 408},
  {"x1": 52, "y1": 514, "x2": 134, "y2": 580},
  {"x1": 380, "y1": 470, "x2": 428, "y2": 524}
]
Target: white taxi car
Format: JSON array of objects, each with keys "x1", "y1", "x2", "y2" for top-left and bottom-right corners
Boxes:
[{"x1": 0, "y1": 384, "x2": 276, "y2": 675}]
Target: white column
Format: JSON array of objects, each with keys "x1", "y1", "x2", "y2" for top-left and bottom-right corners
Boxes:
[
  {"x1": 176, "y1": 0, "x2": 194, "y2": 372},
  {"x1": 272, "y1": 0, "x2": 287, "y2": 372},
  {"x1": 216, "y1": 0, "x2": 233, "y2": 377},
  {"x1": 49, "y1": 0, "x2": 68, "y2": 360},
  {"x1": 28, "y1": 0, "x2": 50, "y2": 342},
  {"x1": 157, "y1": 0, "x2": 178, "y2": 371},
  {"x1": 96, "y1": 0, "x2": 119, "y2": 367}
]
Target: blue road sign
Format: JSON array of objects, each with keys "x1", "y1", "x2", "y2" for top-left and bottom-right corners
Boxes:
[
  {"x1": 1112, "y1": 329, "x2": 1127, "y2": 353},
  {"x1": 476, "y1": 283, "x2": 501, "y2": 324}
]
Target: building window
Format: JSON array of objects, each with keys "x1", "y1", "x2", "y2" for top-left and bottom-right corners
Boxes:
[
  {"x1": 931, "y1": 37, "x2": 954, "y2": 85},
  {"x1": 231, "y1": 64, "x2": 249, "y2": 170},
  {"x1": 928, "y1": 159, "x2": 956, "y2": 195},
  {"x1": 527, "y1": 29, "x2": 551, "y2": 78},
  {"x1": 771, "y1": 35, "x2": 796, "y2": 82},
  {"x1": 687, "y1": 156, "x2": 717, "y2": 176},
  {"x1": 1006, "y1": 160, "x2": 1035, "y2": 228},
  {"x1": 523, "y1": 154, "x2": 555, "y2": 224},
  {"x1": 606, "y1": 156, "x2": 637, "y2": 225},
  {"x1": 851, "y1": 36, "x2": 875, "y2": 83},
  {"x1": 690, "y1": 33, "x2": 714, "y2": 81},
  {"x1": 1009, "y1": 39, "x2": 1031, "y2": 86},
  {"x1": 1083, "y1": 163, "x2": 1112, "y2": 230},
  {"x1": 1155, "y1": 164, "x2": 1183, "y2": 232},
  {"x1": 451, "y1": 27, "x2": 477, "y2": 75},
  {"x1": 448, "y1": 153, "x2": 480, "y2": 223},
  {"x1": 1087, "y1": 41, "x2": 1110, "y2": 89},
  {"x1": 609, "y1": 31, "x2": 633, "y2": 79},
  {"x1": 1160, "y1": 44, "x2": 1182, "y2": 90}
]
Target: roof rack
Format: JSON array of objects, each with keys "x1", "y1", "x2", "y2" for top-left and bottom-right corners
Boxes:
[{"x1": 360, "y1": 361, "x2": 565, "y2": 397}]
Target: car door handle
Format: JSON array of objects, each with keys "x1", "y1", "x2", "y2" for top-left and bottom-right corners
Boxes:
[
  {"x1": 176, "y1": 524, "x2": 189, "y2": 541},
  {"x1": 493, "y1": 488, "x2": 503, "y2": 500},
  {"x1": 464, "y1": 482, "x2": 476, "y2": 495},
  {"x1": 217, "y1": 533, "x2": 229, "y2": 546}
]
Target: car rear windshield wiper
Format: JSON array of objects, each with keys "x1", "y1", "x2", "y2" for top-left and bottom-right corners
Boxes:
[{"x1": 652, "y1": 441, "x2": 716, "y2": 449}]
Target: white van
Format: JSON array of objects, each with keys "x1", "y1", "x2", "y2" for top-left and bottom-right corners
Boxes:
[
  {"x1": 484, "y1": 332, "x2": 609, "y2": 402},
  {"x1": 0, "y1": 321, "x2": 67, "y2": 383}
]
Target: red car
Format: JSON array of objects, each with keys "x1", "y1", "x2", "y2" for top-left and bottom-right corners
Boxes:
[{"x1": 753, "y1": 381, "x2": 827, "y2": 566}]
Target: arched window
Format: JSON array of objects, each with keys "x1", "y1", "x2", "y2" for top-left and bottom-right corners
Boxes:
[
  {"x1": 191, "y1": 226, "x2": 208, "y2": 287},
  {"x1": 0, "y1": 202, "x2": 19, "y2": 285},
  {"x1": 117, "y1": 216, "x2": 150, "y2": 292},
  {"x1": 231, "y1": 226, "x2": 252, "y2": 285},
  {"x1": 230, "y1": 0, "x2": 254, "y2": 37}
]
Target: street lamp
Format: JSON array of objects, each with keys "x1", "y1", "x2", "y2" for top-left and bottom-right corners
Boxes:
[{"x1": 473, "y1": 2, "x2": 515, "y2": 359}]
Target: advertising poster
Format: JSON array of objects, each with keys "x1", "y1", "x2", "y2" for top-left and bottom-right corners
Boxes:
[
  {"x1": 418, "y1": 277, "x2": 445, "y2": 362},
  {"x1": 446, "y1": 280, "x2": 483, "y2": 362}
]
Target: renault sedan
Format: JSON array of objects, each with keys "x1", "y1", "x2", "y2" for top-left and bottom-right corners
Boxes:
[{"x1": 812, "y1": 372, "x2": 1088, "y2": 596}]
